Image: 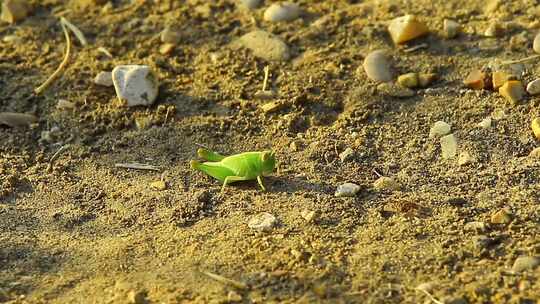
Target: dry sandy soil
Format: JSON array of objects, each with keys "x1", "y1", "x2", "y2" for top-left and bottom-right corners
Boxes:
[{"x1": 1, "y1": 0, "x2": 539, "y2": 303}]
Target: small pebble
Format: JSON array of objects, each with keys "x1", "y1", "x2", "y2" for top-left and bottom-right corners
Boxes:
[
  {"x1": 492, "y1": 71, "x2": 510, "y2": 89},
  {"x1": 443, "y1": 19, "x2": 461, "y2": 39},
  {"x1": 526, "y1": 78, "x2": 540, "y2": 95},
  {"x1": 150, "y1": 180, "x2": 167, "y2": 191},
  {"x1": 338, "y1": 147, "x2": 354, "y2": 162},
  {"x1": 512, "y1": 256, "x2": 540, "y2": 272},
  {"x1": 237, "y1": 30, "x2": 290, "y2": 61},
  {"x1": 464, "y1": 69, "x2": 489, "y2": 90},
  {"x1": 56, "y1": 99, "x2": 75, "y2": 111},
  {"x1": 478, "y1": 117, "x2": 492, "y2": 129},
  {"x1": 534, "y1": 32, "x2": 540, "y2": 54},
  {"x1": 529, "y1": 147, "x2": 540, "y2": 158},
  {"x1": 362, "y1": 50, "x2": 393, "y2": 82},
  {"x1": 248, "y1": 212, "x2": 277, "y2": 231},
  {"x1": 418, "y1": 73, "x2": 437, "y2": 87},
  {"x1": 335, "y1": 182, "x2": 361, "y2": 197},
  {"x1": 377, "y1": 82, "x2": 415, "y2": 97},
  {"x1": 0, "y1": 112, "x2": 37, "y2": 127},
  {"x1": 397, "y1": 73, "x2": 418, "y2": 88},
  {"x1": 429, "y1": 121, "x2": 451, "y2": 138},
  {"x1": 499, "y1": 80, "x2": 525, "y2": 105},
  {"x1": 387, "y1": 15, "x2": 429, "y2": 44},
  {"x1": 240, "y1": 0, "x2": 263, "y2": 10},
  {"x1": 159, "y1": 43, "x2": 175, "y2": 55},
  {"x1": 260, "y1": 101, "x2": 284, "y2": 113},
  {"x1": 458, "y1": 151, "x2": 475, "y2": 166},
  {"x1": 263, "y1": 2, "x2": 300, "y2": 22},
  {"x1": 2, "y1": 34, "x2": 22, "y2": 43},
  {"x1": 112, "y1": 65, "x2": 159, "y2": 107},
  {"x1": 464, "y1": 221, "x2": 488, "y2": 233},
  {"x1": 531, "y1": 117, "x2": 540, "y2": 140},
  {"x1": 373, "y1": 176, "x2": 399, "y2": 191},
  {"x1": 1, "y1": 0, "x2": 30, "y2": 24},
  {"x1": 160, "y1": 27, "x2": 181, "y2": 44},
  {"x1": 301, "y1": 209, "x2": 319, "y2": 223},
  {"x1": 94, "y1": 71, "x2": 113, "y2": 87},
  {"x1": 440, "y1": 133, "x2": 457, "y2": 159},
  {"x1": 490, "y1": 209, "x2": 512, "y2": 224},
  {"x1": 484, "y1": 22, "x2": 504, "y2": 37},
  {"x1": 227, "y1": 291, "x2": 243, "y2": 302}
]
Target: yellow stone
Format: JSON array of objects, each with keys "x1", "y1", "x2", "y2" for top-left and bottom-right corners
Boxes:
[
  {"x1": 1, "y1": 0, "x2": 29, "y2": 24},
  {"x1": 387, "y1": 15, "x2": 429, "y2": 44},
  {"x1": 397, "y1": 73, "x2": 419, "y2": 88},
  {"x1": 418, "y1": 73, "x2": 437, "y2": 87},
  {"x1": 499, "y1": 80, "x2": 525, "y2": 105},
  {"x1": 492, "y1": 71, "x2": 510, "y2": 89},
  {"x1": 260, "y1": 101, "x2": 284, "y2": 113},
  {"x1": 159, "y1": 43, "x2": 175, "y2": 55},
  {"x1": 529, "y1": 147, "x2": 540, "y2": 158},
  {"x1": 150, "y1": 180, "x2": 167, "y2": 191},
  {"x1": 531, "y1": 117, "x2": 540, "y2": 140},
  {"x1": 464, "y1": 69, "x2": 487, "y2": 90},
  {"x1": 373, "y1": 176, "x2": 399, "y2": 191},
  {"x1": 490, "y1": 209, "x2": 512, "y2": 224}
]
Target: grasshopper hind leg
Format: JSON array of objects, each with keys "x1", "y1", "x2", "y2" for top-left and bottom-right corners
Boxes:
[{"x1": 197, "y1": 148, "x2": 226, "y2": 162}]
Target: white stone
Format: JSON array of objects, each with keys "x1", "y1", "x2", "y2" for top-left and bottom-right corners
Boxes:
[
  {"x1": 362, "y1": 50, "x2": 393, "y2": 82},
  {"x1": 440, "y1": 133, "x2": 457, "y2": 159},
  {"x1": 443, "y1": 19, "x2": 460, "y2": 39},
  {"x1": 237, "y1": 30, "x2": 290, "y2": 61},
  {"x1": 263, "y1": 2, "x2": 300, "y2": 22},
  {"x1": 248, "y1": 212, "x2": 277, "y2": 231},
  {"x1": 533, "y1": 32, "x2": 540, "y2": 54},
  {"x1": 94, "y1": 71, "x2": 113, "y2": 87},
  {"x1": 478, "y1": 117, "x2": 492, "y2": 129},
  {"x1": 429, "y1": 120, "x2": 451, "y2": 138},
  {"x1": 458, "y1": 151, "x2": 475, "y2": 166},
  {"x1": 526, "y1": 78, "x2": 540, "y2": 95},
  {"x1": 112, "y1": 65, "x2": 159, "y2": 107},
  {"x1": 334, "y1": 182, "x2": 361, "y2": 197}
]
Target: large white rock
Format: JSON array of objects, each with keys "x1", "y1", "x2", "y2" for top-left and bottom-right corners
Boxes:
[{"x1": 112, "y1": 65, "x2": 159, "y2": 107}]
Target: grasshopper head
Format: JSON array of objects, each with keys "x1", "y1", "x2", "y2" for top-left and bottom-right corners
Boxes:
[{"x1": 260, "y1": 150, "x2": 276, "y2": 175}]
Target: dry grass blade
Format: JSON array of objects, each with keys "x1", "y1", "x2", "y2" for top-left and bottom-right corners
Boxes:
[
  {"x1": 60, "y1": 17, "x2": 88, "y2": 46},
  {"x1": 501, "y1": 54, "x2": 540, "y2": 65},
  {"x1": 114, "y1": 163, "x2": 161, "y2": 171},
  {"x1": 201, "y1": 271, "x2": 247, "y2": 290},
  {"x1": 415, "y1": 288, "x2": 444, "y2": 304},
  {"x1": 35, "y1": 21, "x2": 71, "y2": 95}
]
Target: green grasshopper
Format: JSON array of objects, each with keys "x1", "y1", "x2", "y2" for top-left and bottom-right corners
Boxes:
[{"x1": 190, "y1": 148, "x2": 276, "y2": 192}]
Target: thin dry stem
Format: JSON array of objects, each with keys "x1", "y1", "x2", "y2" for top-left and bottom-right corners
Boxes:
[
  {"x1": 35, "y1": 22, "x2": 71, "y2": 95},
  {"x1": 501, "y1": 54, "x2": 540, "y2": 65}
]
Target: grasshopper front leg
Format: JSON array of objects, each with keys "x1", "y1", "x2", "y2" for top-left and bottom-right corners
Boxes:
[
  {"x1": 221, "y1": 175, "x2": 250, "y2": 193},
  {"x1": 256, "y1": 176, "x2": 266, "y2": 191}
]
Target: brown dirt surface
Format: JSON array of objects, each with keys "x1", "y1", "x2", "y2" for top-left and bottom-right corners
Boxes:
[{"x1": 1, "y1": 0, "x2": 540, "y2": 303}]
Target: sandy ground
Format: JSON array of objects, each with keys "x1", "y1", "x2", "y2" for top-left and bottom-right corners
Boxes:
[{"x1": 1, "y1": 0, "x2": 539, "y2": 303}]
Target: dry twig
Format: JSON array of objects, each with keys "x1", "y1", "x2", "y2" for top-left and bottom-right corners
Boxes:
[{"x1": 35, "y1": 21, "x2": 71, "y2": 94}]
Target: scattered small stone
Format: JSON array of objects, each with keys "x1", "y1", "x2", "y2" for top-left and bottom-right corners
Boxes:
[
  {"x1": 464, "y1": 221, "x2": 488, "y2": 233},
  {"x1": 248, "y1": 212, "x2": 277, "y2": 232},
  {"x1": 490, "y1": 209, "x2": 512, "y2": 224},
  {"x1": 237, "y1": 30, "x2": 290, "y2": 61},
  {"x1": 334, "y1": 182, "x2": 361, "y2": 197},
  {"x1": 377, "y1": 82, "x2": 415, "y2": 97},
  {"x1": 464, "y1": 69, "x2": 489, "y2": 90},
  {"x1": 362, "y1": 50, "x2": 393, "y2": 82},
  {"x1": 397, "y1": 73, "x2": 418, "y2": 88},
  {"x1": 240, "y1": 0, "x2": 263, "y2": 10},
  {"x1": 526, "y1": 78, "x2": 540, "y2": 95},
  {"x1": 56, "y1": 99, "x2": 75, "y2": 111},
  {"x1": 418, "y1": 73, "x2": 437, "y2": 87},
  {"x1": 443, "y1": 19, "x2": 461, "y2": 39},
  {"x1": 159, "y1": 43, "x2": 175, "y2": 55},
  {"x1": 2, "y1": 34, "x2": 22, "y2": 43},
  {"x1": 478, "y1": 117, "x2": 492, "y2": 129},
  {"x1": 531, "y1": 117, "x2": 540, "y2": 140},
  {"x1": 440, "y1": 133, "x2": 457, "y2": 159},
  {"x1": 1, "y1": 0, "x2": 30, "y2": 24},
  {"x1": 339, "y1": 147, "x2": 354, "y2": 162},
  {"x1": 94, "y1": 71, "x2": 113, "y2": 87},
  {"x1": 373, "y1": 176, "x2": 399, "y2": 191},
  {"x1": 254, "y1": 90, "x2": 276, "y2": 100},
  {"x1": 0, "y1": 112, "x2": 37, "y2": 127},
  {"x1": 529, "y1": 147, "x2": 540, "y2": 158},
  {"x1": 263, "y1": 2, "x2": 300, "y2": 22},
  {"x1": 492, "y1": 71, "x2": 510, "y2": 90},
  {"x1": 512, "y1": 256, "x2": 540, "y2": 272},
  {"x1": 260, "y1": 101, "x2": 284, "y2": 113},
  {"x1": 387, "y1": 15, "x2": 429, "y2": 44},
  {"x1": 429, "y1": 121, "x2": 451, "y2": 138},
  {"x1": 301, "y1": 209, "x2": 319, "y2": 223},
  {"x1": 499, "y1": 80, "x2": 525, "y2": 105},
  {"x1": 160, "y1": 27, "x2": 181, "y2": 44},
  {"x1": 533, "y1": 32, "x2": 540, "y2": 54},
  {"x1": 227, "y1": 290, "x2": 243, "y2": 302},
  {"x1": 112, "y1": 65, "x2": 159, "y2": 107},
  {"x1": 127, "y1": 290, "x2": 146, "y2": 304},
  {"x1": 150, "y1": 180, "x2": 167, "y2": 191},
  {"x1": 484, "y1": 22, "x2": 504, "y2": 37},
  {"x1": 458, "y1": 151, "x2": 475, "y2": 166}
]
